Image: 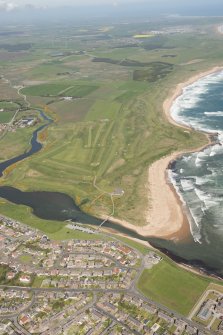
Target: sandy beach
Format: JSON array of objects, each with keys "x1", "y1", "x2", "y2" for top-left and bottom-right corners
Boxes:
[{"x1": 106, "y1": 66, "x2": 223, "y2": 239}]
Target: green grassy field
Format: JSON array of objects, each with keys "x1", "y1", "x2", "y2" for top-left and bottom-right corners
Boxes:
[
  {"x1": 115, "y1": 235, "x2": 223, "y2": 316},
  {"x1": 0, "y1": 127, "x2": 38, "y2": 162},
  {"x1": 85, "y1": 100, "x2": 122, "y2": 121},
  {"x1": 0, "y1": 101, "x2": 20, "y2": 111},
  {"x1": 22, "y1": 83, "x2": 99, "y2": 97},
  {"x1": 0, "y1": 111, "x2": 14, "y2": 123},
  {"x1": 138, "y1": 262, "x2": 210, "y2": 316}
]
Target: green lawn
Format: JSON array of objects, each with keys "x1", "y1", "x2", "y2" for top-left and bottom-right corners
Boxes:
[
  {"x1": 64, "y1": 85, "x2": 99, "y2": 97},
  {"x1": 19, "y1": 254, "x2": 33, "y2": 264},
  {"x1": 0, "y1": 126, "x2": 38, "y2": 162},
  {"x1": 22, "y1": 83, "x2": 71, "y2": 97},
  {"x1": 85, "y1": 100, "x2": 122, "y2": 121},
  {"x1": 22, "y1": 83, "x2": 99, "y2": 98},
  {"x1": 0, "y1": 101, "x2": 20, "y2": 111},
  {"x1": 137, "y1": 261, "x2": 210, "y2": 316},
  {"x1": 0, "y1": 111, "x2": 14, "y2": 123}
]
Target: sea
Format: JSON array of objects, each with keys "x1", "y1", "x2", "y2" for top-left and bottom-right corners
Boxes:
[{"x1": 149, "y1": 70, "x2": 223, "y2": 277}]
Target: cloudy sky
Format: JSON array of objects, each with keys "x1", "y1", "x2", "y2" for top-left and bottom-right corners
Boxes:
[
  {"x1": 0, "y1": 0, "x2": 220, "y2": 9},
  {"x1": 0, "y1": 0, "x2": 132, "y2": 9},
  {"x1": 0, "y1": 0, "x2": 223, "y2": 12}
]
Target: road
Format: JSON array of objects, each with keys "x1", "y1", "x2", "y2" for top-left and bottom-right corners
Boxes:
[
  {"x1": 0, "y1": 292, "x2": 35, "y2": 319},
  {"x1": 0, "y1": 284, "x2": 211, "y2": 335},
  {"x1": 96, "y1": 306, "x2": 141, "y2": 335}
]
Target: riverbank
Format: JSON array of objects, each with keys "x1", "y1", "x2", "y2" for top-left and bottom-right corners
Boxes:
[{"x1": 105, "y1": 66, "x2": 223, "y2": 239}]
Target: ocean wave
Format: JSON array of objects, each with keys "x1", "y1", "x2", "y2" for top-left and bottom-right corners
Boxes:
[
  {"x1": 168, "y1": 170, "x2": 203, "y2": 243},
  {"x1": 204, "y1": 111, "x2": 223, "y2": 116},
  {"x1": 186, "y1": 207, "x2": 202, "y2": 243},
  {"x1": 194, "y1": 188, "x2": 219, "y2": 209},
  {"x1": 170, "y1": 70, "x2": 223, "y2": 128},
  {"x1": 167, "y1": 170, "x2": 186, "y2": 205},
  {"x1": 195, "y1": 176, "x2": 208, "y2": 185},
  {"x1": 217, "y1": 132, "x2": 223, "y2": 145},
  {"x1": 195, "y1": 156, "x2": 203, "y2": 167},
  {"x1": 180, "y1": 179, "x2": 194, "y2": 191},
  {"x1": 209, "y1": 144, "x2": 223, "y2": 156},
  {"x1": 195, "y1": 175, "x2": 214, "y2": 186},
  {"x1": 182, "y1": 155, "x2": 192, "y2": 162},
  {"x1": 208, "y1": 167, "x2": 218, "y2": 177}
]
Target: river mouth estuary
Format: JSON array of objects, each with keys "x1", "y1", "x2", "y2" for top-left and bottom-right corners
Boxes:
[{"x1": 1, "y1": 72, "x2": 223, "y2": 277}]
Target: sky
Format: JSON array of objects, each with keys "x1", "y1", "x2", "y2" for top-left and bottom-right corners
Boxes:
[
  {"x1": 0, "y1": 0, "x2": 222, "y2": 10},
  {"x1": 0, "y1": 0, "x2": 223, "y2": 19},
  {"x1": 0, "y1": 0, "x2": 131, "y2": 10}
]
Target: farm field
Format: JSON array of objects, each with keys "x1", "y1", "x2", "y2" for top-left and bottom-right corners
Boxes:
[
  {"x1": 0, "y1": 101, "x2": 20, "y2": 111},
  {"x1": 0, "y1": 111, "x2": 14, "y2": 123},
  {"x1": 0, "y1": 127, "x2": 39, "y2": 162},
  {"x1": 0, "y1": 17, "x2": 223, "y2": 229},
  {"x1": 22, "y1": 82, "x2": 99, "y2": 97}
]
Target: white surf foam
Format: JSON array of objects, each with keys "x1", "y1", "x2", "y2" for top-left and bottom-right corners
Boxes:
[
  {"x1": 170, "y1": 70, "x2": 223, "y2": 130},
  {"x1": 204, "y1": 111, "x2": 223, "y2": 116},
  {"x1": 182, "y1": 155, "x2": 192, "y2": 162},
  {"x1": 186, "y1": 207, "x2": 202, "y2": 243},
  {"x1": 195, "y1": 176, "x2": 213, "y2": 186},
  {"x1": 180, "y1": 179, "x2": 194, "y2": 191},
  {"x1": 195, "y1": 156, "x2": 203, "y2": 167},
  {"x1": 168, "y1": 170, "x2": 203, "y2": 243},
  {"x1": 167, "y1": 170, "x2": 186, "y2": 205},
  {"x1": 194, "y1": 188, "x2": 219, "y2": 209}
]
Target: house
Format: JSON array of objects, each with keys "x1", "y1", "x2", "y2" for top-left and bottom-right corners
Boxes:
[
  {"x1": 6, "y1": 271, "x2": 16, "y2": 280},
  {"x1": 142, "y1": 303, "x2": 157, "y2": 315},
  {"x1": 20, "y1": 315, "x2": 30, "y2": 325},
  {"x1": 19, "y1": 275, "x2": 31, "y2": 283},
  {"x1": 158, "y1": 311, "x2": 173, "y2": 324}
]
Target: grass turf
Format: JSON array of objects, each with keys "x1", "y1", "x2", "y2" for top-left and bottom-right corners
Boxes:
[
  {"x1": 0, "y1": 111, "x2": 14, "y2": 123},
  {"x1": 137, "y1": 261, "x2": 210, "y2": 316}
]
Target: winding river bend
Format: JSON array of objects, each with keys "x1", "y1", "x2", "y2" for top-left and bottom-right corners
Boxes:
[
  {"x1": 1, "y1": 79, "x2": 223, "y2": 277},
  {"x1": 0, "y1": 110, "x2": 52, "y2": 177}
]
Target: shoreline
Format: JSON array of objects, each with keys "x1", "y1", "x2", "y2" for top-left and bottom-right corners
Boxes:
[
  {"x1": 105, "y1": 66, "x2": 223, "y2": 239},
  {"x1": 160, "y1": 66, "x2": 223, "y2": 239}
]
